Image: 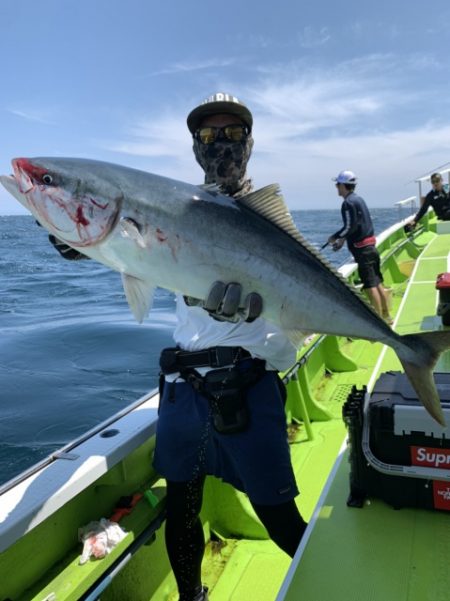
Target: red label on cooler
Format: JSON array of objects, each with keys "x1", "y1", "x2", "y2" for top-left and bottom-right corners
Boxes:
[
  {"x1": 410, "y1": 446, "x2": 450, "y2": 469},
  {"x1": 433, "y1": 481, "x2": 450, "y2": 511}
]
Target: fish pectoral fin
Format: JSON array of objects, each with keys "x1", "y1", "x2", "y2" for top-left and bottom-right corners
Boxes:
[
  {"x1": 286, "y1": 329, "x2": 308, "y2": 350},
  {"x1": 120, "y1": 217, "x2": 146, "y2": 248},
  {"x1": 121, "y1": 274, "x2": 154, "y2": 323}
]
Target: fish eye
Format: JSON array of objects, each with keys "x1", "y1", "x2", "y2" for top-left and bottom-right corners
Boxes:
[{"x1": 42, "y1": 174, "x2": 53, "y2": 185}]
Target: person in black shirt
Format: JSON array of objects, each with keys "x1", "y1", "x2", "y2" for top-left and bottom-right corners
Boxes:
[
  {"x1": 410, "y1": 172, "x2": 450, "y2": 228},
  {"x1": 327, "y1": 170, "x2": 393, "y2": 324}
]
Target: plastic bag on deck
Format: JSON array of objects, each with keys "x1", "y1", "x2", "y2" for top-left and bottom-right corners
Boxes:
[{"x1": 78, "y1": 518, "x2": 127, "y2": 565}]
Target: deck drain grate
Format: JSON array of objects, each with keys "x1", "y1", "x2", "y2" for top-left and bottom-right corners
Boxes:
[{"x1": 334, "y1": 384, "x2": 353, "y2": 403}]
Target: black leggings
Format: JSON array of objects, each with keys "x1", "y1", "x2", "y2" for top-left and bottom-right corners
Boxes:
[{"x1": 165, "y1": 477, "x2": 307, "y2": 600}]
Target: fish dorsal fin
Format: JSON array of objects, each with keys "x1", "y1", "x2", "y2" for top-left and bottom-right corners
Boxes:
[
  {"x1": 237, "y1": 184, "x2": 377, "y2": 311},
  {"x1": 237, "y1": 184, "x2": 337, "y2": 268},
  {"x1": 237, "y1": 184, "x2": 300, "y2": 239},
  {"x1": 121, "y1": 273, "x2": 154, "y2": 323}
]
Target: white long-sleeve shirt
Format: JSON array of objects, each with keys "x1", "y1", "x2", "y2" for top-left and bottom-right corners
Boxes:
[{"x1": 172, "y1": 294, "x2": 297, "y2": 372}]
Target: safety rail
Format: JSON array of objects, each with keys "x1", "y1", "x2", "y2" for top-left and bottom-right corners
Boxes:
[{"x1": 415, "y1": 167, "x2": 450, "y2": 199}]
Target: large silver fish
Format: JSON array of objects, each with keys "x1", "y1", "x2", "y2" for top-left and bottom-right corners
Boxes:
[{"x1": 1, "y1": 157, "x2": 449, "y2": 426}]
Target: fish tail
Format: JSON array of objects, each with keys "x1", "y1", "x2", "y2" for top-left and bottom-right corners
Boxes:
[{"x1": 396, "y1": 331, "x2": 450, "y2": 427}]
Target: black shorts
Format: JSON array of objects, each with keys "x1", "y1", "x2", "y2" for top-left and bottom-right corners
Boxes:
[{"x1": 353, "y1": 245, "x2": 383, "y2": 289}]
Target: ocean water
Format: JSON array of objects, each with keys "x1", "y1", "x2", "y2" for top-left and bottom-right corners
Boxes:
[{"x1": 0, "y1": 208, "x2": 408, "y2": 486}]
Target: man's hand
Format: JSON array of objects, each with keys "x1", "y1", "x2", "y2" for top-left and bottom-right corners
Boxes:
[
  {"x1": 185, "y1": 281, "x2": 263, "y2": 323},
  {"x1": 404, "y1": 221, "x2": 416, "y2": 233},
  {"x1": 48, "y1": 234, "x2": 89, "y2": 260},
  {"x1": 331, "y1": 237, "x2": 345, "y2": 251},
  {"x1": 36, "y1": 220, "x2": 88, "y2": 260}
]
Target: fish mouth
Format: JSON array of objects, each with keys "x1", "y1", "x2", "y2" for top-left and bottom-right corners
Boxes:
[
  {"x1": 0, "y1": 173, "x2": 31, "y2": 212},
  {"x1": 10, "y1": 158, "x2": 122, "y2": 247},
  {"x1": 13, "y1": 158, "x2": 36, "y2": 194}
]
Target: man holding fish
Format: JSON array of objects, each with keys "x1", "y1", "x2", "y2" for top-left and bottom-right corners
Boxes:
[{"x1": 2, "y1": 91, "x2": 449, "y2": 601}]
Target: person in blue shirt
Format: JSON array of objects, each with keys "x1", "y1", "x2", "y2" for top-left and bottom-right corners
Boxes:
[{"x1": 327, "y1": 170, "x2": 393, "y2": 324}]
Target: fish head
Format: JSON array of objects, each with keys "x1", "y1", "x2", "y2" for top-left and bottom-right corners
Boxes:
[{"x1": 7, "y1": 157, "x2": 123, "y2": 247}]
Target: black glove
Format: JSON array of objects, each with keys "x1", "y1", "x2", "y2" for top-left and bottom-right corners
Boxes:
[
  {"x1": 185, "y1": 281, "x2": 263, "y2": 323},
  {"x1": 48, "y1": 234, "x2": 89, "y2": 261},
  {"x1": 36, "y1": 220, "x2": 88, "y2": 261}
]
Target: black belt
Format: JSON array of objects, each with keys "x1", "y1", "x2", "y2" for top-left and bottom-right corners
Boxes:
[{"x1": 160, "y1": 346, "x2": 251, "y2": 374}]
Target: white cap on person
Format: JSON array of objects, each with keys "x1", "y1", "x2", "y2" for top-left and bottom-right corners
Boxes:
[{"x1": 333, "y1": 170, "x2": 357, "y2": 184}]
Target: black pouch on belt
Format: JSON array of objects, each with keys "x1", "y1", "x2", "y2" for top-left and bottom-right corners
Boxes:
[
  {"x1": 202, "y1": 368, "x2": 249, "y2": 434},
  {"x1": 197, "y1": 361, "x2": 266, "y2": 435}
]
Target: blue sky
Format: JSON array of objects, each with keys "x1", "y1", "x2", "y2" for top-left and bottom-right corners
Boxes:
[{"x1": 1, "y1": 0, "x2": 450, "y2": 214}]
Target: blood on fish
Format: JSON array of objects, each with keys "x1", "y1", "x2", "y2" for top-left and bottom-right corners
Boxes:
[
  {"x1": 156, "y1": 228, "x2": 167, "y2": 242},
  {"x1": 90, "y1": 198, "x2": 109, "y2": 210},
  {"x1": 14, "y1": 158, "x2": 47, "y2": 181},
  {"x1": 76, "y1": 205, "x2": 90, "y2": 226}
]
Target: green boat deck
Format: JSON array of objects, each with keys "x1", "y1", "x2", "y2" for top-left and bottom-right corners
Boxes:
[
  {"x1": 97, "y1": 227, "x2": 449, "y2": 601},
  {"x1": 278, "y1": 230, "x2": 450, "y2": 601},
  {"x1": 5, "y1": 224, "x2": 449, "y2": 601}
]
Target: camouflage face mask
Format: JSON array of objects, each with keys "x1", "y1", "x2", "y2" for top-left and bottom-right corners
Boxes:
[{"x1": 193, "y1": 135, "x2": 254, "y2": 197}]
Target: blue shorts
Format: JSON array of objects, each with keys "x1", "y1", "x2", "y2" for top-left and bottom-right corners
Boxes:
[{"x1": 153, "y1": 368, "x2": 299, "y2": 505}]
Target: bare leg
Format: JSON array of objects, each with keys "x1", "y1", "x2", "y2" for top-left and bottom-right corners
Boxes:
[
  {"x1": 365, "y1": 286, "x2": 393, "y2": 324},
  {"x1": 365, "y1": 286, "x2": 383, "y2": 316},
  {"x1": 377, "y1": 285, "x2": 393, "y2": 323}
]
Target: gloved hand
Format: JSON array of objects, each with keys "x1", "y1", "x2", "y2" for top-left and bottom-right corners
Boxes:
[
  {"x1": 331, "y1": 237, "x2": 345, "y2": 252},
  {"x1": 36, "y1": 220, "x2": 88, "y2": 260},
  {"x1": 48, "y1": 234, "x2": 89, "y2": 261},
  {"x1": 185, "y1": 281, "x2": 263, "y2": 323}
]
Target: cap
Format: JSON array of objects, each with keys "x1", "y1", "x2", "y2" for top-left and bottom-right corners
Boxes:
[
  {"x1": 333, "y1": 170, "x2": 357, "y2": 184},
  {"x1": 187, "y1": 92, "x2": 253, "y2": 134},
  {"x1": 431, "y1": 172, "x2": 442, "y2": 182}
]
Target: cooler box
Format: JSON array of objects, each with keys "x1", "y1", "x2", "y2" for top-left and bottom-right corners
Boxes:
[
  {"x1": 435, "y1": 272, "x2": 450, "y2": 326},
  {"x1": 343, "y1": 371, "x2": 450, "y2": 512}
]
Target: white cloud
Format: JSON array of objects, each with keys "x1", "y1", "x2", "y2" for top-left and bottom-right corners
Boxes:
[
  {"x1": 298, "y1": 26, "x2": 331, "y2": 49},
  {"x1": 99, "y1": 53, "x2": 450, "y2": 209},
  {"x1": 7, "y1": 108, "x2": 56, "y2": 125},
  {"x1": 147, "y1": 58, "x2": 237, "y2": 77},
  {"x1": 102, "y1": 115, "x2": 191, "y2": 161},
  {"x1": 250, "y1": 122, "x2": 450, "y2": 209}
]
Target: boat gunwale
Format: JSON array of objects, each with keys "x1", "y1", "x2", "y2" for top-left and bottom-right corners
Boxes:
[{"x1": 0, "y1": 392, "x2": 160, "y2": 553}]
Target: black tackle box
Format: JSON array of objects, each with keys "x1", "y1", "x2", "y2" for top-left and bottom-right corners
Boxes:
[{"x1": 343, "y1": 371, "x2": 450, "y2": 512}]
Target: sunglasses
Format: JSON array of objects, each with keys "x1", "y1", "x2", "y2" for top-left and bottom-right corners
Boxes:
[
  {"x1": 194, "y1": 124, "x2": 249, "y2": 144},
  {"x1": 431, "y1": 179, "x2": 442, "y2": 184}
]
